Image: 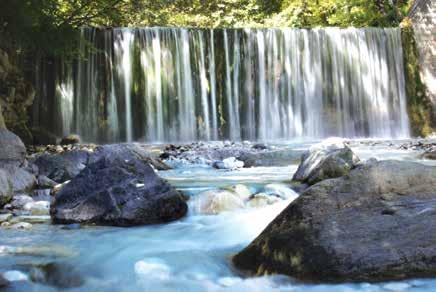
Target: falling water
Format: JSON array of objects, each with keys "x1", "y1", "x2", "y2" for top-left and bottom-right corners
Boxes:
[{"x1": 34, "y1": 27, "x2": 411, "y2": 143}]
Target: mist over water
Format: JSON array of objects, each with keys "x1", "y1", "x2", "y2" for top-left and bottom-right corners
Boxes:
[{"x1": 33, "y1": 27, "x2": 410, "y2": 143}]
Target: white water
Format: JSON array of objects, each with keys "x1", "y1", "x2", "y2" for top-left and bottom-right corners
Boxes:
[
  {"x1": 114, "y1": 28, "x2": 135, "y2": 142},
  {"x1": 38, "y1": 27, "x2": 410, "y2": 143}
]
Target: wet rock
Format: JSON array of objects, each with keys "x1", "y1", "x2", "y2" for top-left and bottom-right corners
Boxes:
[
  {"x1": 51, "y1": 157, "x2": 187, "y2": 226},
  {"x1": 60, "y1": 134, "x2": 81, "y2": 145},
  {"x1": 9, "y1": 222, "x2": 32, "y2": 230},
  {"x1": 191, "y1": 189, "x2": 244, "y2": 215},
  {"x1": 293, "y1": 139, "x2": 360, "y2": 185},
  {"x1": 37, "y1": 175, "x2": 57, "y2": 189},
  {"x1": 233, "y1": 160, "x2": 436, "y2": 282},
  {"x1": 0, "y1": 274, "x2": 9, "y2": 287},
  {"x1": 0, "y1": 213, "x2": 12, "y2": 223},
  {"x1": 224, "y1": 184, "x2": 252, "y2": 201},
  {"x1": 90, "y1": 144, "x2": 171, "y2": 171},
  {"x1": 213, "y1": 157, "x2": 244, "y2": 170},
  {"x1": 252, "y1": 143, "x2": 268, "y2": 150},
  {"x1": 9, "y1": 195, "x2": 34, "y2": 210},
  {"x1": 0, "y1": 245, "x2": 76, "y2": 257},
  {"x1": 23, "y1": 201, "x2": 50, "y2": 215},
  {"x1": 247, "y1": 193, "x2": 281, "y2": 208},
  {"x1": 263, "y1": 184, "x2": 299, "y2": 200},
  {"x1": 239, "y1": 149, "x2": 304, "y2": 167},
  {"x1": 10, "y1": 215, "x2": 50, "y2": 224},
  {"x1": 33, "y1": 151, "x2": 89, "y2": 183},
  {"x1": 422, "y1": 150, "x2": 436, "y2": 160},
  {"x1": 28, "y1": 262, "x2": 84, "y2": 288}
]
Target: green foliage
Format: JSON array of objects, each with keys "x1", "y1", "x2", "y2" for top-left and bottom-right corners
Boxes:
[
  {"x1": 0, "y1": 0, "x2": 417, "y2": 57},
  {"x1": 401, "y1": 23, "x2": 435, "y2": 137}
]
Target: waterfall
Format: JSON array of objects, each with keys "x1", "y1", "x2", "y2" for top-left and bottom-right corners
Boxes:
[{"x1": 35, "y1": 27, "x2": 410, "y2": 143}]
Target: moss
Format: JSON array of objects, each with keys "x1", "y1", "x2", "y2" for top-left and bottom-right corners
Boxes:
[{"x1": 401, "y1": 21, "x2": 435, "y2": 137}]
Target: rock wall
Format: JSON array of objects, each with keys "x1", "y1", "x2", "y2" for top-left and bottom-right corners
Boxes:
[
  {"x1": 0, "y1": 48, "x2": 35, "y2": 143},
  {"x1": 409, "y1": 0, "x2": 436, "y2": 123}
]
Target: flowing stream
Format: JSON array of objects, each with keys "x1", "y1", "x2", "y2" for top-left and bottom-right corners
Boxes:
[
  {"x1": 31, "y1": 27, "x2": 410, "y2": 143},
  {"x1": 1, "y1": 141, "x2": 436, "y2": 291}
]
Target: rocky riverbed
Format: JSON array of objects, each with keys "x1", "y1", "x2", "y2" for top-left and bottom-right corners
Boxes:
[{"x1": 1, "y1": 129, "x2": 436, "y2": 290}]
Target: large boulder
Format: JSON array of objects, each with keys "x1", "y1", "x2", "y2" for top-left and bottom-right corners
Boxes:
[
  {"x1": 33, "y1": 151, "x2": 90, "y2": 183},
  {"x1": 50, "y1": 157, "x2": 187, "y2": 226},
  {"x1": 1, "y1": 164, "x2": 37, "y2": 193},
  {"x1": 0, "y1": 128, "x2": 26, "y2": 166},
  {"x1": 292, "y1": 139, "x2": 360, "y2": 185},
  {"x1": 90, "y1": 144, "x2": 171, "y2": 171},
  {"x1": 233, "y1": 160, "x2": 436, "y2": 282}
]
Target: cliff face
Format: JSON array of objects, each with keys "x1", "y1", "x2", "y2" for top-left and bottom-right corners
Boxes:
[
  {"x1": 0, "y1": 48, "x2": 35, "y2": 143},
  {"x1": 405, "y1": 0, "x2": 436, "y2": 136}
]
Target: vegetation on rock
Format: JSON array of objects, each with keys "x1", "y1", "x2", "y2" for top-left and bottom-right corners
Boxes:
[{"x1": 401, "y1": 18, "x2": 435, "y2": 137}]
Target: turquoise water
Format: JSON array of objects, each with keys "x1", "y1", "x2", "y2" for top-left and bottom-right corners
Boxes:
[{"x1": 1, "y1": 140, "x2": 435, "y2": 291}]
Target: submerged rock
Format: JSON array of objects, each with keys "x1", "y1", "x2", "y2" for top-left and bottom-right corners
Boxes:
[
  {"x1": 213, "y1": 157, "x2": 244, "y2": 170},
  {"x1": 292, "y1": 139, "x2": 359, "y2": 185},
  {"x1": 9, "y1": 222, "x2": 32, "y2": 230},
  {"x1": 223, "y1": 184, "x2": 252, "y2": 201},
  {"x1": 233, "y1": 160, "x2": 436, "y2": 282},
  {"x1": 23, "y1": 201, "x2": 50, "y2": 215},
  {"x1": 246, "y1": 193, "x2": 281, "y2": 208},
  {"x1": 51, "y1": 157, "x2": 187, "y2": 226},
  {"x1": 239, "y1": 149, "x2": 304, "y2": 167},
  {"x1": 422, "y1": 150, "x2": 436, "y2": 160},
  {"x1": 28, "y1": 262, "x2": 84, "y2": 288},
  {"x1": 0, "y1": 274, "x2": 9, "y2": 287},
  {"x1": 263, "y1": 184, "x2": 299, "y2": 200},
  {"x1": 191, "y1": 189, "x2": 245, "y2": 215}
]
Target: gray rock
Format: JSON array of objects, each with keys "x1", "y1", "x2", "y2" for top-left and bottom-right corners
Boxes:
[
  {"x1": 60, "y1": 134, "x2": 81, "y2": 145},
  {"x1": 1, "y1": 165, "x2": 37, "y2": 193},
  {"x1": 233, "y1": 160, "x2": 436, "y2": 282},
  {"x1": 0, "y1": 169, "x2": 13, "y2": 207},
  {"x1": 10, "y1": 215, "x2": 51, "y2": 224},
  {"x1": 0, "y1": 128, "x2": 26, "y2": 165},
  {"x1": 51, "y1": 157, "x2": 187, "y2": 226},
  {"x1": 10, "y1": 195, "x2": 34, "y2": 209},
  {"x1": 213, "y1": 157, "x2": 244, "y2": 170},
  {"x1": 90, "y1": 144, "x2": 171, "y2": 171},
  {"x1": 28, "y1": 262, "x2": 84, "y2": 288},
  {"x1": 33, "y1": 151, "x2": 89, "y2": 183},
  {"x1": 0, "y1": 213, "x2": 12, "y2": 223},
  {"x1": 239, "y1": 149, "x2": 304, "y2": 167},
  {"x1": 0, "y1": 274, "x2": 9, "y2": 288},
  {"x1": 9, "y1": 222, "x2": 32, "y2": 230},
  {"x1": 422, "y1": 150, "x2": 436, "y2": 160},
  {"x1": 37, "y1": 175, "x2": 58, "y2": 189},
  {"x1": 293, "y1": 141, "x2": 359, "y2": 185}
]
